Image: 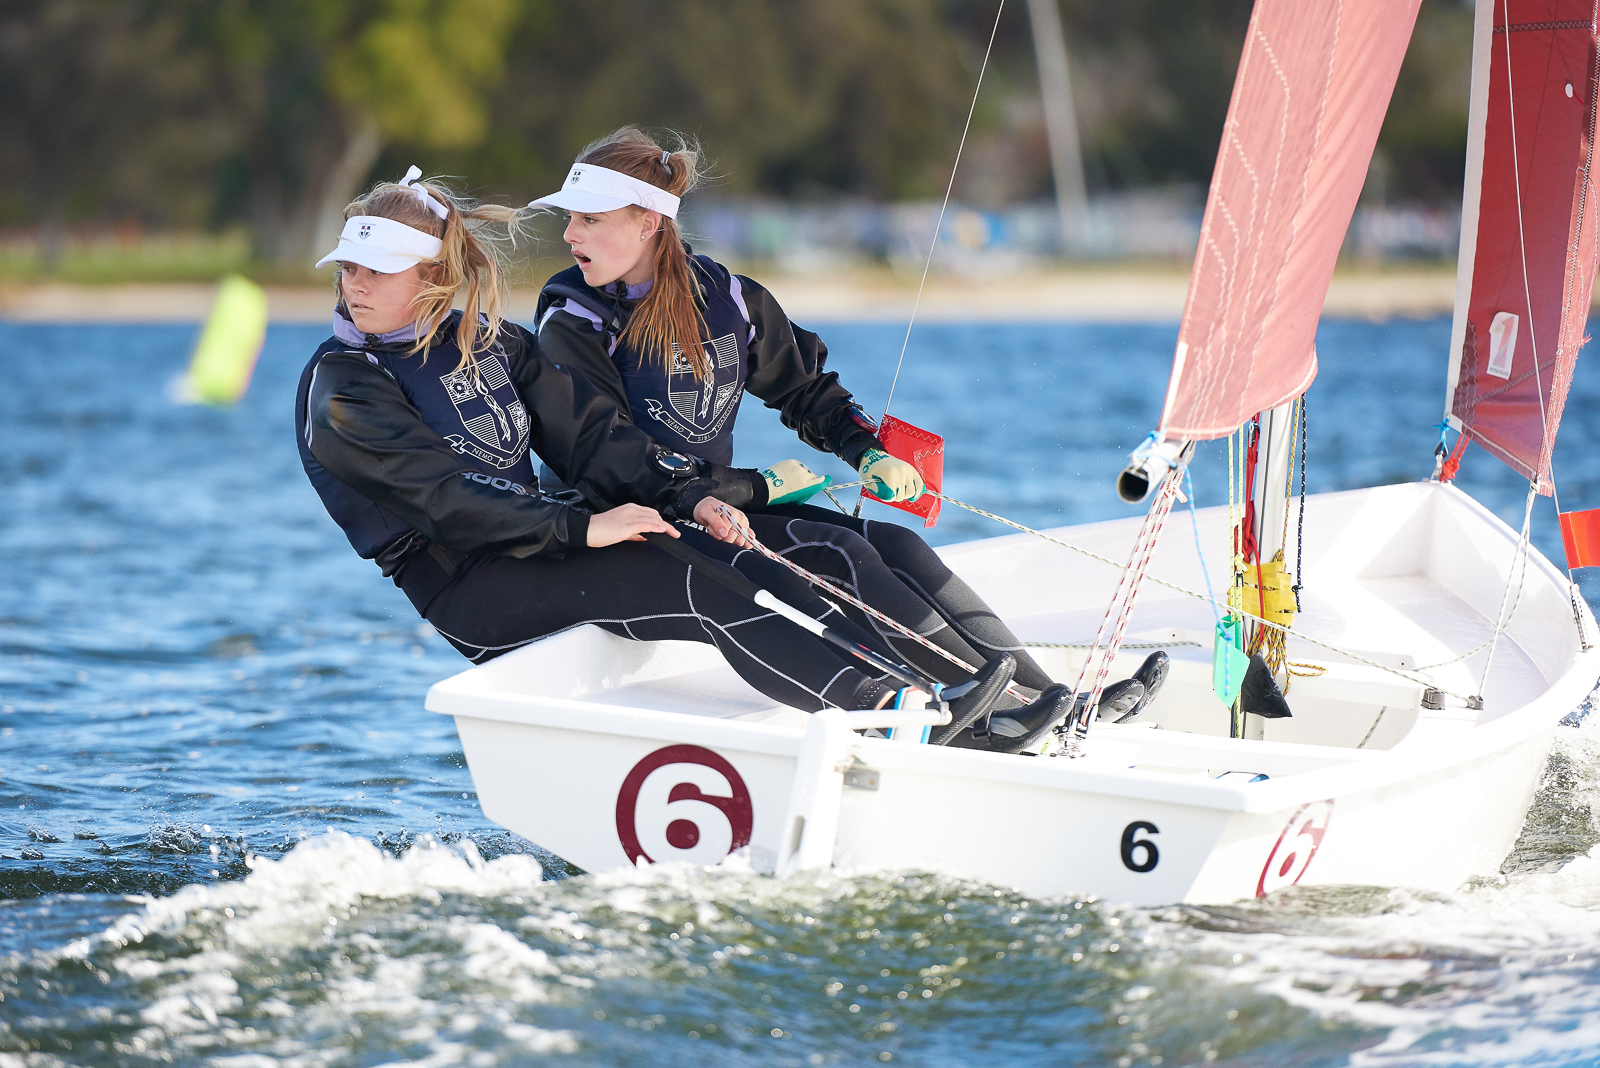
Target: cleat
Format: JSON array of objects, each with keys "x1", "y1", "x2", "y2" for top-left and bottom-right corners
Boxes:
[
  {"x1": 1241, "y1": 654, "x2": 1292, "y2": 718},
  {"x1": 1105, "y1": 650, "x2": 1169, "y2": 724},
  {"x1": 930, "y1": 653, "x2": 1016, "y2": 746}
]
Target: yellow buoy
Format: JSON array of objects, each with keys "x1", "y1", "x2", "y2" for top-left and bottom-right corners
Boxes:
[{"x1": 184, "y1": 275, "x2": 268, "y2": 406}]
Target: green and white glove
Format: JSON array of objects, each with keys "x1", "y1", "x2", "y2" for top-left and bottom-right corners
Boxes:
[
  {"x1": 858, "y1": 448, "x2": 925, "y2": 503},
  {"x1": 761, "y1": 459, "x2": 832, "y2": 506}
]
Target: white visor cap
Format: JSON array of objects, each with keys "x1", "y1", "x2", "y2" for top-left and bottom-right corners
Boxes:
[
  {"x1": 529, "y1": 164, "x2": 681, "y2": 219},
  {"x1": 314, "y1": 215, "x2": 444, "y2": 273}
]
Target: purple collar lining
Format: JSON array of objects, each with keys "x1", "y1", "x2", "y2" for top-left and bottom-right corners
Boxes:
[
  {"x1": 332, "y1": 304, "x2": 424, "y2": 347},
  {"x1": 603, "y1": 279, "x2": 655, "y2": 301}
]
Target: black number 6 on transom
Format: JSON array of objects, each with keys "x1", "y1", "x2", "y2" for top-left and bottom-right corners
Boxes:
[{"x1": 1120, "y1": 821, "x2": 1159, "y2": 872}]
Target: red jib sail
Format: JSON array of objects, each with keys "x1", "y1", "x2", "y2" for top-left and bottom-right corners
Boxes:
[
  {"x1": 1156, "y1": 0, "x2": 1423, "y2": 442},
  {"x1": 1444, "y1": 0, "x2": 1600, "y2": 494}
]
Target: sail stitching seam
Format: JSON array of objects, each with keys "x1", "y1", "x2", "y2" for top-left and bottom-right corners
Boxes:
[{"x1": 1495, "y1": 20, "x2": 1591, "y2": 33}]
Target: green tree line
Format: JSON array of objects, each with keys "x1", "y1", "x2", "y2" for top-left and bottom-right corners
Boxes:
[{"x1": 0, "y1": 0, "x2": 1472, "y2": 272}]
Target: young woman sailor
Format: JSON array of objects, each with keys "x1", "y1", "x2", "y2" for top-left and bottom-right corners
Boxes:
[
  {"x1": 529, "y1": 129, "x2": 1123, "y2": 747},
  {"x1": 294, "y1": 169, "x2": 988, "y2": 718}
]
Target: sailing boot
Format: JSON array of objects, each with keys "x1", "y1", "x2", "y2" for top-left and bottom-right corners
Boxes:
[
  {"x1": 1101, "y1": 650, "x2": 1170, "y2": 725},
  {"x1": 981, "y1": 683, "x2": 1073, "y2": 755},
  {"x1": 989, "y1": 679, "x2": 1144, "y2": 755},
  {"x1": 1240, "y1": 654, "x2": 1292, "y2": 718},
  {"x1": 929, "y1": 653, "x2": 1016, "y2": 746}
]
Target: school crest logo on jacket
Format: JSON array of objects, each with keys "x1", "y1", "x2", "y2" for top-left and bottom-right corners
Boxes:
[
  {"x1": 642, "y1": 332, "x2": 743, "y2": 446},
  {"x1": 439, "y1": 354, "x2": 530, "y2": 469}
]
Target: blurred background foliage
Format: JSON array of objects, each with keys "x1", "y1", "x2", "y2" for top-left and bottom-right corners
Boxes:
[{"x1": 0, "y1": 0, "x2": 1473, "y2": 280}]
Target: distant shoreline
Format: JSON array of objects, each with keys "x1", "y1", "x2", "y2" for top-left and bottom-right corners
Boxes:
[{"x1": 0, "y1": 266, "x2": 1479, "y2": 324}]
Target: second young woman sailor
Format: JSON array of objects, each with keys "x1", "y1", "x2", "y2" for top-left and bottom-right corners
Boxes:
[
  {"x1": 529, "y1": 128, "x2": 1099, "y2": 746},
  {"x1": 294, "y1": 169, "x2": 999, "y2": 718}
]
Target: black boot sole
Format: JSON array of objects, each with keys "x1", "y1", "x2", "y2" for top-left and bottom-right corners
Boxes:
[{"x1": 1111, "y1": 650, "x2": 1170, "y2": 724}]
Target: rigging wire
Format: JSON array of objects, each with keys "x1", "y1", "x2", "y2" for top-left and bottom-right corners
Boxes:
[
  {"x1": 854, "y1": 0, "x2": 1005, "y2": 521},
  {"x1": 1056, "y1": 468, "x2": 1186, "y2": 753},
  {"x1": 1476, "y1": 0, "x2": 1554, "y2": 688},
  {"x1": 879, "y1": 0, "x2": 1007, "y2": 424},
  {"x1": 1478, "y1": 483, "x2": 1538, "y2": 694}
]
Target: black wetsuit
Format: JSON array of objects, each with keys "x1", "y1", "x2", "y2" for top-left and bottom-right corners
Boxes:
[
  {"x1": 294, "y1": 310, "x2": 897, "y2": 712},
  {"x1": 534, "y1": 257, "x2": 1053, "y2": 692}
]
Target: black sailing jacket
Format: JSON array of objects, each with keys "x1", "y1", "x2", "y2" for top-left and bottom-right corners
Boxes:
[
  {"x1": 295, "y1": 311, "x2": 713, "y2": 575},
  {"x1": 534, "y1": 252, "x2": 885, "y2": 479}
]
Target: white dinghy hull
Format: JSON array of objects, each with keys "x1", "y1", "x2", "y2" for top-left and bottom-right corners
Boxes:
[{"x1": 428, "y1": 482, "x2": 1598, "y2": 906}]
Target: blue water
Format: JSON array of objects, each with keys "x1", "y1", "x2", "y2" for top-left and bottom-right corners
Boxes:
[{"x1": 3, "y1": 316, "x2": 1600, "y2": 1066}]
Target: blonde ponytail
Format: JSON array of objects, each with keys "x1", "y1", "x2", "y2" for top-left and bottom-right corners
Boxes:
[
  {"x1": 574, "y1": 127, "x2": 711, "y2": 379},
  {"x1": 338, "y1": 175, "x2": 525, "y2": 373}
]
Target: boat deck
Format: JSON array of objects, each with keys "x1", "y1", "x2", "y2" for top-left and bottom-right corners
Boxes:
[{"x1": 451, "y1": 483, "x2": 1579, "y2": 786}]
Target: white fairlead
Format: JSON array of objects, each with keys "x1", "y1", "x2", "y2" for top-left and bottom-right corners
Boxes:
[
  {"x1": 528, "y1": 163, "x2": 681, "y2": 219},
  {"x1": 399, "y1": 165, "x2": 449, "y2": 220},
  {"x1": 313, "y1": 215, "x2": 443, "y2": 273}
]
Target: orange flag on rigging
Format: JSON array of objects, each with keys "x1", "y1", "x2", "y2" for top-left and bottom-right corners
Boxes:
[
  {"x1": 871, "y1": 415, "x2": 943, "y2": 528},
  {"x1": 1559, "y1": 508, "x2": 1600, "y2": 570}
]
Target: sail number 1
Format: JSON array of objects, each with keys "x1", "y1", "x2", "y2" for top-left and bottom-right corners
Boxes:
[{"x1": 1120, "y1": 821, "x2": 1159, "y2": 872}]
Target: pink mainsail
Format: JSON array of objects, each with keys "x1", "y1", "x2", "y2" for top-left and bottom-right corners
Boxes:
[
  {"x1": 1157, "y1": 0, "x2": 1423, "y2": 441},
  {"x1": 1445, "y1": 0, "x2": 1600, "y2": 495}
]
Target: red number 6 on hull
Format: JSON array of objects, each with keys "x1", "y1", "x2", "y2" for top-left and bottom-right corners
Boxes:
[{"x1": 615, "y1": 745, "x2": 754, "y2": 866}]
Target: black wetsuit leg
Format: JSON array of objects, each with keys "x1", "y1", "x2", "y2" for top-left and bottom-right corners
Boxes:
[
  {"x1": 397, "y1": 525, "x2": 895, "y2": 713},
  {"x1": 757, "y1": 503, "x2": 1054, "y2": 692}
]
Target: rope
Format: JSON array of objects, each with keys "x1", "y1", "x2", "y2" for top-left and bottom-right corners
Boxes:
[
  {"x1": 711, "y1": 505, "x2": 1028, "y2": 701},
  {"x1": 1056, "y1": 469, "x2": 1185, "y2": 754},
  {"x1": 921, "y1": 488, "x2": 1477, "y2": 703},
  {"x1": 879, "y1": 0, "x2": 1007, "y2": 423},
  {"x1": 856, "y1": 0, "x2": 1004, "y2": 521},
  {"x1": 1501, "y1": 0, "x2": 1549, "y2": 458},
  {"x1": 1357, "y1": 706, "x2": 1388, "y2": 749},
  {"x1": 1487, "y1": 0, "x2": 1566, "y2": 672},
  {"x1": 1494, "y1": 1, "x2": 1589, "y2": 646},
  {"x1": 1477, "y1": 482, "x2": 1538, "y2": 691}
]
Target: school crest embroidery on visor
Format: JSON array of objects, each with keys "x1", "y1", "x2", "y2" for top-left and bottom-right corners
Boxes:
[
  {"x1": 439, "y1": 354, "x2": 530, "y2": 469},
  {"x1": 642, "y1": 332, "x2": 742, "y2": 445}
]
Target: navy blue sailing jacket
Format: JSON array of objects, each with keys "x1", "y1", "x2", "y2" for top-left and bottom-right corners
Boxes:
[
  {"x1": 535, "y1": 251, "x2": 883, "y2": 484},
  {"x1": 294, "y1": 311, "x2": 702, "y2": 574}
]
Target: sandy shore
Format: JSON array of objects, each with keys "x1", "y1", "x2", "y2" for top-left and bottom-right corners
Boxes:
[{"x1": 0, "y1": 267, "x2": 1471, "y2": 324}]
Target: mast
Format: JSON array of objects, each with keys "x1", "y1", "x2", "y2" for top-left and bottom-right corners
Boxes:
[
  {"x1": 1442, "y1": 0, "x2": 1497, "y2": 435},
  {"x1": 1026, "y1": 0, "x2": 1089, "y2": 249}
]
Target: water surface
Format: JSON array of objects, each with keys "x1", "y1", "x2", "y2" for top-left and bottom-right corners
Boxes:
[{"x1": 3, "y1": 316, "x2": 1600, "y2": 1066}]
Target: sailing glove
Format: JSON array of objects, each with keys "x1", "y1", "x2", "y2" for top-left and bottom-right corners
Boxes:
[
  {"x1": 859, "y1": 448, "x2": 925, "y2": 503},
  {"x1": 761, "y1": 459, "x2": 832, "y2": 507}
]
